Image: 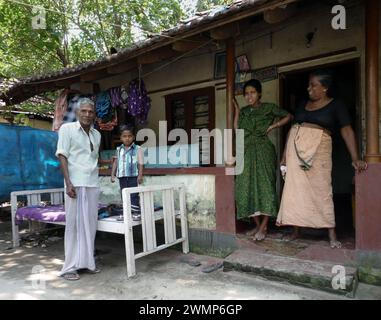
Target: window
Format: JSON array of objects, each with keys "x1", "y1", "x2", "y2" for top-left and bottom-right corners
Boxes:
[{"x1": 165, "y1": 87, "x2": 215, "y2": 166}]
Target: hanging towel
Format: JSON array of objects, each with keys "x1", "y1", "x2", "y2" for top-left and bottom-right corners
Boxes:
[{"x1": 96, "y1": 91, "x2": 112, "y2": 121}]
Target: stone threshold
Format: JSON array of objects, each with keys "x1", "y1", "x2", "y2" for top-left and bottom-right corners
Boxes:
[{"x1": 223, "y1": 249, "x2": 358, "y2": 298}]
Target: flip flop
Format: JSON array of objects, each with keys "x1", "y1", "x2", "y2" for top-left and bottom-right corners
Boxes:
[
  {"x1": 62, "y1": 272, "x2": 80, "y2": 281},
  {"x1": 187, "y1": 260, "x2": 201, "y2": 267},
  {"x1": 201, "y1": 261, "x2": 223, "y2": 273},
  {"x1": 180, "y1": 256, "x2": 201, "y2": 267}
]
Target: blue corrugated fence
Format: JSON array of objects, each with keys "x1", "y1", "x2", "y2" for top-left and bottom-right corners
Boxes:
[{"x1": 0, "y1": 124, "x2": 63, "y2": 202}]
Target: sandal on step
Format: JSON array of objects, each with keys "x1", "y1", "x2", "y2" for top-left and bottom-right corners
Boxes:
[{"x1": 330, "y1": 240, "x2": 342, "y2": 249}]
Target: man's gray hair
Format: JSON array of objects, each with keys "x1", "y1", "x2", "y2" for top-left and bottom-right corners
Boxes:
[{"x1": 78, "y1": 97, "x2": 95, "y2": 109}]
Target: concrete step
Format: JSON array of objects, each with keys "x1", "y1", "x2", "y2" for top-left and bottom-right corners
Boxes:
[{"x1": 223, "y1": 249, "x2": 358, "y2": 297}]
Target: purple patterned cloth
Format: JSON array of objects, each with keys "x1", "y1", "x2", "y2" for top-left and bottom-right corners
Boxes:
[
  {"x1": 16, "y1": 205, "x2": 66, "y2": 225},
  {"x1": 126, "y1": 79, "x2": 151, "y2": 124},
  {"x1": 108, "y1": 86, "x2": 123, "y2": 108},
  {"x1": 16, "y1": 204, "x2": 107, "y2": 225}
]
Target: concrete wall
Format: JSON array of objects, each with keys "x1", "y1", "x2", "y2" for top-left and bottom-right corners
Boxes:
[
  {"x1": 356, "y1": 163, "x2": 381, "y2": 251},
  {"x1": 99, "y1": 176, "x2": 121, "y2": 204},
  {"x1": 99, "y1": 174, "x2": 216, "y2": 230},
  {"x1": 144, "y1": 175, "x2": 215, "y2": 230}
]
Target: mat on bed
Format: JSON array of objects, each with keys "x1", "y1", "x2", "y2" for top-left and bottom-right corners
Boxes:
[
  {"x1": 16, "y1": 205, "x2": 66, "y2": 224},
  {"x1": 16, "y1": 204, "x2": 108, "y2": 225}
]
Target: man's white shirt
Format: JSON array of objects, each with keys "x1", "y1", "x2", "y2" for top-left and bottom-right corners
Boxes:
[{"x1": 56, "y1": 121, "x2": 101, "y2": 187}]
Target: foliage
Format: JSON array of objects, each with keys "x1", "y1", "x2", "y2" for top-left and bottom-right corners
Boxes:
[
  {"x1": 0, "y1": 0, "x2": 234, "y2": 115},
  {"x1": 13, "y1": 113, "x2": 30, "y2": 126},
  {"x1": 196, "y1": 0, "x2": 233, "y2": 13},
  {"x1": 0, "y1": 0, "x2": 183, "y2": 78}
]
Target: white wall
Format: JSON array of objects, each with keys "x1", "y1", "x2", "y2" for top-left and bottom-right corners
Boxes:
[{"x1": 99, "y1": 174, "x2": 216, "y2": 230}]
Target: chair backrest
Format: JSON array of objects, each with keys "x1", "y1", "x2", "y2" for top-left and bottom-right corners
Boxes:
[{"x1": 122, "y1": 184, "x2": 186, "y2": 255}]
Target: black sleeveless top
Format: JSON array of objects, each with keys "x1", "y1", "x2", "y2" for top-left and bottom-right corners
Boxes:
[{"x1": 293, "y1": 99, "x2": 352, "y2": 133}]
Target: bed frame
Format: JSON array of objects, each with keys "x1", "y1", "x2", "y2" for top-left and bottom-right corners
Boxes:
[{"x1": 10, "y1": 184, "x2": 189, "y2": 278}]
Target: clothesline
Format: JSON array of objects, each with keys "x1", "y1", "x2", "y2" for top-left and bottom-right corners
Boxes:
[
  {"x1": 120, "y1": 39, "x2": 214, "y2": 88},
  {"x1": 53, "y1": 80, "x2": 151, "y2": 132}
]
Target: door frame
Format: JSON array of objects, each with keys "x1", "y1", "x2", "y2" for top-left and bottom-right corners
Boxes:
[
  {"x1": 278, "y1": 54, "x2": 362, "y2": 235},
  {"x1": 278, "y1": 54, "x2": 362, "y2": 165}
]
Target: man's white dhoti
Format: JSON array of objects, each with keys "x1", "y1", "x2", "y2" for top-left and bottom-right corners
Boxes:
[{"x1": 60, "y1": 187, "x2": 99, "y2": 275}]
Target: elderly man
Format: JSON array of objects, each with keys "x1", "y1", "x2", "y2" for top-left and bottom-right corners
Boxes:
[{"x1": 56, "y1": 98, "x2": 101, "y2": 281}]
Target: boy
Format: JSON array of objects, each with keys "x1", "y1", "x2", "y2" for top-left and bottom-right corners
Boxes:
[{"x1": 111, "y1": 125, "x2": 143, "y2": 221}]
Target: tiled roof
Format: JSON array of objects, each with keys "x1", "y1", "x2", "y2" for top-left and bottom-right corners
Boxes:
[
  {"x1": 0, "y1": 78, "x2": 53, "y2": 116},
  {"x1": 1, "y1": 0, "x2": 291, "y2": 105}
]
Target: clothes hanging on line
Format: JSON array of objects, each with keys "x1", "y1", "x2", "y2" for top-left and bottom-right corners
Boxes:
[
  {"x1": 96, "y1": 91, "x2": 113, "y2": 121},
  {"x1": 62, "y1": 94, "x2": 81, "y2": 124},
  {"x1": 97, "y1": 113, "x2": 118, "y2": 131},
  {"x1": 120, "y1": 86, "x2": 129, "y2": 110},
  {"x1": 52, "y1": 89, "x2": 70, "y2": 132},
  {"x1": 108, "y1": 86, "x2": 123, "y2": 108},
  {"x1": 126, "y1": 79, "x2": 151, "y2": 124}
]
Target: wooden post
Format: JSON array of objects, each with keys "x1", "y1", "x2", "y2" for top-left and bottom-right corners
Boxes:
[
  {"x1": 225, "y1": 38, "x2": 235, "y2": 166},
  {"x1": 10, "y1": 192, "x2": 20, "y2": 247},
  {"x1": 179, "y1": 185, "x2": 189, "y2": 254},
  {"x1": 365, "y1": 0, "x2": 381, "y2": 163},
  {"x1": 122, "y1": 188, "x2": 136, "y2": 278}
]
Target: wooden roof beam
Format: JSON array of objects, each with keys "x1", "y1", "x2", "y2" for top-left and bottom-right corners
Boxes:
[
  {"x1": 172, "y1": 35, "x2": 210, "y2": 52},
  {"x1": 107, "y1": 59, "x2": 137, "y2": 74},
  {"x1": 137, "y1": 46, "x2": 177, "y2": 65},
  {"x1": 209, "y1": 22, "x2": 240, "y2": 40},
  {"x1": 80, "y1": 69, "x2": 109, "y2": 82},
  {"x1": 53, "y1": 77, "x2": 81, "y2": 88}
]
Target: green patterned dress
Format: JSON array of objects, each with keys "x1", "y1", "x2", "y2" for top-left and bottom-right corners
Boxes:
[{"x1": 235, "y1": 102, "x2": 289, "y2": 219}]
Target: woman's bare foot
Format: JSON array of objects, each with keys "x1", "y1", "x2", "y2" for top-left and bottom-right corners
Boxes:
[
  {"x1": 283, "y1": 227, "x2": 300, "y2": 241},
  {"x1": 253, "y1": 217, "x2": 268, "y2": 241},
  {"x1": 245, "y1": 227, "x2": 259, "y2": 237},
  {"x1": 330, "y1": 240, "x2": 342, "y2": 249},
  {"x1": 253, "y1": 229, "x2": 267, "y2": 241},
  {"x1": 328, "y1": 228, "x2": 341, "y2": 249}
]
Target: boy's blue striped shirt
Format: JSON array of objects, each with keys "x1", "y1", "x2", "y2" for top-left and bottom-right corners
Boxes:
[{"x1": 116, "y1": 143, "x2": 140, "y2": 177}]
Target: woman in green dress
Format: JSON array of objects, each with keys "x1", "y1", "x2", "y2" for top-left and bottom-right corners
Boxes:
[{"x1": 233, "y1": 79, "x2": 292, "y2": 241}]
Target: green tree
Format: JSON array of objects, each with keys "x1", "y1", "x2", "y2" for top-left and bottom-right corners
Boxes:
[{"x1": 0, "y1": 0, "x2": 183, "y2": 78}]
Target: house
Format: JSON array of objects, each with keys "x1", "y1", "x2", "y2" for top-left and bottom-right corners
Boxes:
[
  {"x1": 0, "y1": 79, "x2": 53, "y2": 129},
  {"x1": 1, "y1": 0, "x2": 380, "y2": 268},
  {"x1": 0, "y1": 110, "x2": 53, "y2": 129}
]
